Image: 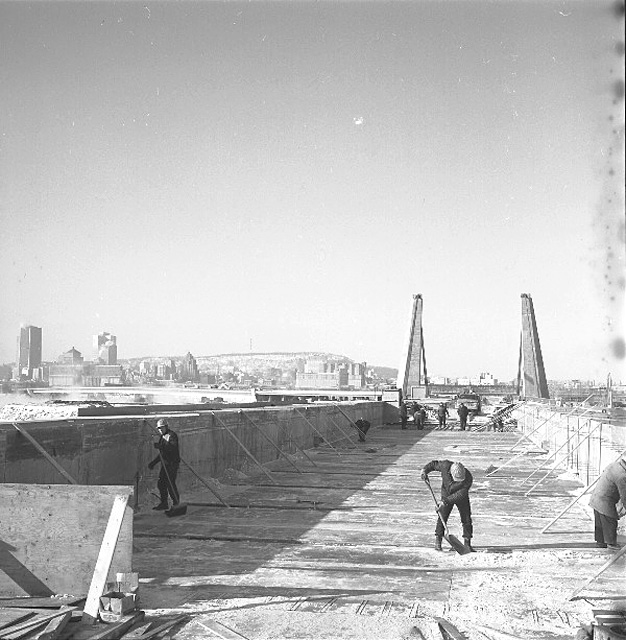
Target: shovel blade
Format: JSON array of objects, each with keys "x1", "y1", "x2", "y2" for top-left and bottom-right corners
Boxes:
[
  {"x1": 445, "y1": 533, "x2": 472, "y2": 555},
  {"x1": 165, "y1": 503, "x2": 187, "y2": 518}
]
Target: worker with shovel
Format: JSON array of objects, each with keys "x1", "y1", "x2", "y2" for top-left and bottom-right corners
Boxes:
[
  {"x1": 421, "y1": 460, "x2": 475, "y2": 552},
  {"x1": 148, "y1": 418, "x2": 181, "y2": 511}
]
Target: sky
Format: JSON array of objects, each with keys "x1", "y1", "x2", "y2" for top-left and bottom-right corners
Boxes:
[{"x1": 1, "y1": 0, "x2": 624, "y2": 382}]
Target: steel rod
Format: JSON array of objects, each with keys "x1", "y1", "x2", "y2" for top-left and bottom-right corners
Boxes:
[
  {"x1": 212, "y1": 412, "x2": 279, "y2": 485},
  {"x1": 294, "y1": 408, "x2": 342, "y2": 457},
  {"x1": 266, "y1": 408, "x2": 319, "y2": 467},
  {"x1": 325, "y1": 412, "x2": 358, "y2": 446},
  {"x1": 568, "y1": 544, "x2": 626, "y2": 600},
  {"x1": 522, "y1": 412, "x2": 599, "y2": 483},
  {"x1": 508, "y1": 394, "x2": 594, "y2": 452},
  {"x1": 12, "y1": 423, "x2": 77, "y2": 484},
  {"x1": 240, "y1": 410, "x2": 303, "y2": 473},
  {"x1": 333, "y1": 404, "x2": 363, "y2": 444},
  {"x1": 524, "y1": 421, "x2": 602, "y2": 496}
]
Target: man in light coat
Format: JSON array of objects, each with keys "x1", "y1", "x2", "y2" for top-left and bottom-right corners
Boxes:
[{"x1": 589, "y1": 455, "x2": 626, "y2": 550}]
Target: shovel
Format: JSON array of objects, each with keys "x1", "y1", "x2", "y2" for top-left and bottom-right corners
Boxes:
[
  {"x1": 157, "y1": 450, "x2": 187, "y2": 518},
  {"x1": 424, "y1": 478, "x2": 471, "y2": 555}
]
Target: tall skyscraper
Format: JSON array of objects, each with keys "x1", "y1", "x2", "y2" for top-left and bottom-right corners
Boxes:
[
  {"x1": 16, "y1": 325, "x2": 42, "y2": 380},
  {"x1": 93, "y1": 332, "x2": 117, "y2": 365}
]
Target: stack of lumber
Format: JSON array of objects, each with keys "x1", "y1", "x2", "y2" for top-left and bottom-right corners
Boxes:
[{"x1": 0, "y1": 598, "x2": 187, "y2": 640}]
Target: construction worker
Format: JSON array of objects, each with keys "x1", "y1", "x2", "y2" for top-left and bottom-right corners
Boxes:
[
  {"x1": 400, "y1": 402, "x2": 408, "y2": 430},
  {"x1": 148, "y1": 418, "x2": 181, "y2": 510},
  {"x1": 437, "y1": 403, "x2": 449, "y2": 428},
  {"x1": 354, "y1": 418, "x2": 370, "y2": 442},
  {"x1": 589, "y1": 455, "x2": 626, "y2": 551},
  {"x1": 457, "y1": 403, "x2": 469, "y2": 431},
  {"x1": 421, "y1": 459, "x2": 475, "y2": 551},
  {"x1": 418, "y1": 406, "x2": 427, "y2": 430}
]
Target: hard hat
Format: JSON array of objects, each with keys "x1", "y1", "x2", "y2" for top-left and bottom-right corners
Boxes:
[
  {"x1": 451, "y1": 462, "x2": 466, "y2": 481},
  {"x1": 156, "y1": 418, "x2": 168, "y2": 429}
]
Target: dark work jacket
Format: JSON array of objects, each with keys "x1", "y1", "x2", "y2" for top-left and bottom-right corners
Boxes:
[
  {"x1": 457, "y1": 405, "x2": 469, "y2": 419},
  {"x1": 423, "y1": 459, "x2": 473, "y2": 504},
  {"x1": 590, "y1": 458, "x2": 626, "y2": 519},
  {"x1": 150, "y1": 430, "x2": 180, "y2": 467}
]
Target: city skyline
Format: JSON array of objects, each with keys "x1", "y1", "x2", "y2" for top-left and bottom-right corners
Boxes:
[
  {"x1": 2, "y1": 321, "x2": 612, "y2": 385},
  {"x1": 1, "y1": 2, "x2": 623, "y2": 382}
]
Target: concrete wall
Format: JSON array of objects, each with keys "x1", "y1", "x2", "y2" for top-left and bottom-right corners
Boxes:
[{"x1": 0, "y1": 402, "x2": 385, "y2": 503}]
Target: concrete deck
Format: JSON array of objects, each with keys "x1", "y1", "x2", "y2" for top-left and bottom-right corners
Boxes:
[{"x1": 133, "y1": 424, "x2": 625, "y2": 639}]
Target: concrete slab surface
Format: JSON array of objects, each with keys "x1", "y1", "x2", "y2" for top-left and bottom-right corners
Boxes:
[{"x1": 133, "y1": 425, "x2": 626, "y2": 639}]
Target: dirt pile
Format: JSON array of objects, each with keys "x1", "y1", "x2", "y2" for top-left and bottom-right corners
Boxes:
[{"x1": 0, "y1": 403, "x2": 79, "y2": 422}]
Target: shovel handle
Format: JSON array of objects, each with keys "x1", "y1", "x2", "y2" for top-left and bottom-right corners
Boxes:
[{"x1": 423, "y1": 477, "x2": 451, "y2": 537}]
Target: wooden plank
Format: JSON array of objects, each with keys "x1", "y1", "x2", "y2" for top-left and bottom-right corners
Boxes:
[
  {"x1": 32, "y1": 610, "x2": 72, "y2": 640},
  {"x1": 81, "y1": 612, "x2": 145, "y2": 640},
  {"x1": 0, "y1": 611, "x2": 34, "y2": 632},
  {"x1": 118, "y1": 615, "x2": 187, "y2": 640},
  {"x1": 0, "y1": 609, "x2": 75, "y2": 640},
  {"x1": 118, "y1": 622, "x2": 154, "y2": 639},
  {"x1": 82, "y1": 495, "x2": 131, "y2": 622},
  {"x1": 11, "y1": 424, "x2": 77, "y2": 485},
  {"x1": 0, "y1": 598, "x2": 85, "y2": 610}
]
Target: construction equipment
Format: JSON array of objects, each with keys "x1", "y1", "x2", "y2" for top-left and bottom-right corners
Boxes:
[{"x1": 424, "y1": 478, "x2": 471, "y2": 555}]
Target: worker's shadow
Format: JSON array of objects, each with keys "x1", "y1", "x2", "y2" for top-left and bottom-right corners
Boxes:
[{"x1": 0, "y1": 539, "x2": 55, "y2": 596}]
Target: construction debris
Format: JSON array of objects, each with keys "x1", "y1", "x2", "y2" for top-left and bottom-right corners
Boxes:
[
  {"x1": 0, "y1": 598, "x2": 187, "y2": 640},
  {"x1": 0, "y1": 404, "x2": 79, "y2": 422}
]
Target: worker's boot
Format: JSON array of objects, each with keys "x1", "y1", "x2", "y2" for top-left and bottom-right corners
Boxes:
[
  {"x1": 434, "y1": 536, "x2": 442, "y2": 551},
  {"x1": 464, "y1": 538, "x2": 476, "y2": 552},
  {"x1": 153, "y1": 502, "x2": 168, "y2": 511}
]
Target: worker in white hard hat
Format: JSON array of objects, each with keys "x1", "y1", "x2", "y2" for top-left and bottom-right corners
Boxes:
[
  {"x1": 421, "y1": 459, "x2": 475, "y2": 551},
  {"x1": 148, "y1": 418, "x2": 181, "y2": 511}
]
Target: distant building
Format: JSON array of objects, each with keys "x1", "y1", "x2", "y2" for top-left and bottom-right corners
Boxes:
[
  {"x1": 180, "y1": 352, "x2": 199, "y2": 382},
  {"x1": 16, "y1": 325, "x2": 42, "y2": 380},
  {"x1": 156, "y1": 360, "x2": 176, "y2": 380},
  {"x1": 296, "y1": 359, "x2": 366, "y2": 390},
  {"x1": 93, "y1": 332, "x2": 117, "y2": 365},
  {"x1": 57, "y1": 347, "x2": 84, "y2": 365},
  {"x1": 82, "y1": 363, "x2": 124, "y2": 386},
  {"x1": 49, "y1": 345, "x2": 123, "y2": 386}
]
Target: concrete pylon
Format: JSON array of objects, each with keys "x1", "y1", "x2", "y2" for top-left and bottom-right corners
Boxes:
[
  {"x1": 398, "y1": 294, "x2": 428, "y2": 399},
  {"x1": 520, "y1": 293, "x2": 549, "y2": 399}
]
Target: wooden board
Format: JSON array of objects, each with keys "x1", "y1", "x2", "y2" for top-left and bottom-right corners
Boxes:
[
  {"x1": 0, "y1": 484, "x2": 133, "y2": 597},
  {"x1": 82, "y1": 494, "x2": 131, "y2": 622}
]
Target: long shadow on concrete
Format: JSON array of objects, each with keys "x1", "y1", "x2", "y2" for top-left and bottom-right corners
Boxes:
[
  {"x1": 134, "y1": 425, "x2": 436, "y2": 608},
  {"x1": 133, "y1": 424, "x2": 625, "y2": 639}
]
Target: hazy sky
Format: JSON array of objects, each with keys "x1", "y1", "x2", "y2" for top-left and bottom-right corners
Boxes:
[{"x1": 1, "y1": 1, "x2": 624, "y2": 381}]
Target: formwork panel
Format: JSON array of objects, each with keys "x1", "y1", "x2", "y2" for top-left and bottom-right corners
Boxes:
[{"x1": 0, "y1": 483, "x2": 133, "y2": 597}]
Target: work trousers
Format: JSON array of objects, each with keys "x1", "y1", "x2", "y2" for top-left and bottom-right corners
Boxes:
[
  {"x1": 157, "y1": 462, "x2": 180, "y2": 505},
  {"x1": 436, "y1": 496, "x2": 473, "y2": 540},
  {"x1": 594, "y1": 510, "x2": 618, "y2": 546},
  {"x1": 438, "y1": 416, "x2": 446, "y2": 428},
  {"x1": 459, "y1": 416, "x2": 467, "y2": 431}
]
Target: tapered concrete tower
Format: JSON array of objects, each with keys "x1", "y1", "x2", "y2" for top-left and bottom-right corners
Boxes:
[
  {"x1": 398, "y1": 294, "x2": 428, "y2": 399},
  {"x1": 519, "y1": 294, "x2": 549, "y2": 399}
]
